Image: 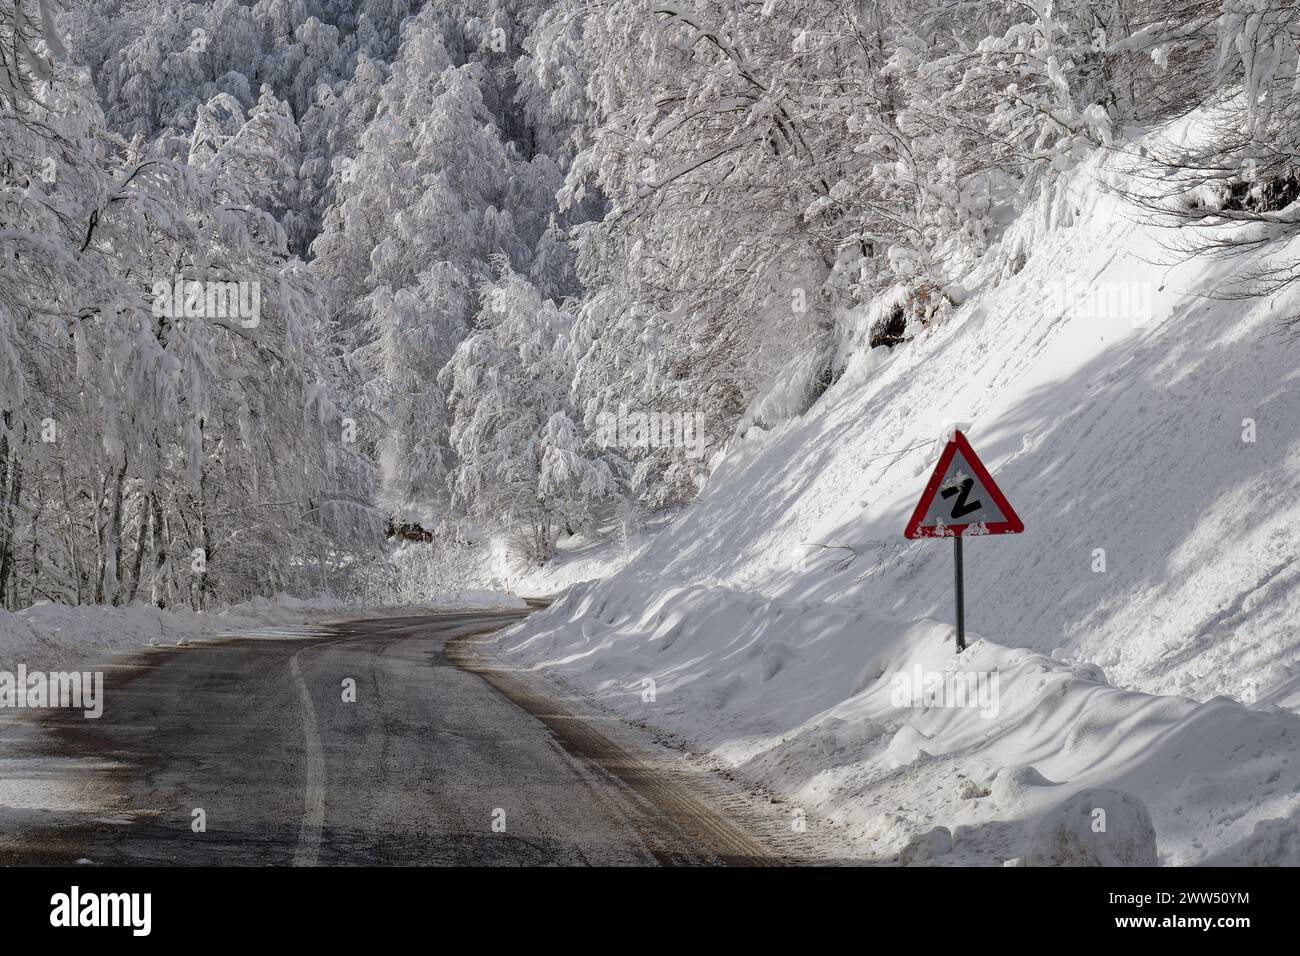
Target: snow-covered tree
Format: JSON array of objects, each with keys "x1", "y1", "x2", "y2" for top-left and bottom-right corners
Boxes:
[
  {"x1": 312, "y1": 5, "x2": 571, "y2": 524},
  {"x1": 0, "y1": 0, "x2": 381, "y2": 609},
  {"x1": 441, "y1": 265, "x2": 613, "y2": 562}
]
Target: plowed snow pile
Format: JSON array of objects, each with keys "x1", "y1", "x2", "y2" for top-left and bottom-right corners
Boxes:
[{"x1": 499, "y1": 139, "x2": 1300, "y2": 865}]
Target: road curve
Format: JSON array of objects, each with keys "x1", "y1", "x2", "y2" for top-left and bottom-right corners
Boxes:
[{"x1": 0, "y1": 609, "x2": 780, "y2": 866}]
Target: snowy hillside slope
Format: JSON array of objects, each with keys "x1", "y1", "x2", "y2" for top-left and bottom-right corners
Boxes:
[{"x1": 497, "y1": 138, "x2": 1300, "y2": 864}]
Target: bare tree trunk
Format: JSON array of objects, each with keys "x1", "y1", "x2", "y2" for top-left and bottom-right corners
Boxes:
[
  {"x1": 197, "y1": 467, "x2": 212, "y2": 612},
  {"x1": 94, "y1": 473, "x2": 106, "y2": 604},
  {"x1": 0, "y1": 422, "x2": 22, "y2": 610},
  {"x1": 318, "y1": 538, "x2": 329, "y2": 595},
  {"x1": 59, "y1": 465, "x2": 84, "y2": 605},
  {"x1": 102, "y1": 460, "x2": 127, "y2": 605},
  {"x1": 152, "y1": 492, "x2": 170, "y2": 610},
  {"x1": 125, "y1": 491, "x2": 151, "y2": 605},
  {"x1": 28, "y1": 483, "x2": 40, "y2": 607}
]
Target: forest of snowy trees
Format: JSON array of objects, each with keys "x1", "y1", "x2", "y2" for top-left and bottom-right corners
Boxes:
[{"x1": 0, "y1": 0, "x2": 1297, "y2": 609}]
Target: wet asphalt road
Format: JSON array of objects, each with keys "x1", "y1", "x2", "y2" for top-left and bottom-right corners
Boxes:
[{"x1": 0, "y1": 609, "x2": 777, "y2": 866}]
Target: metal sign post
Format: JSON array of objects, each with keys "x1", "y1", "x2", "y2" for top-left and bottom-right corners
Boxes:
[{"x1": 953, "y1": 536, "x2": 965, "y2": 651}]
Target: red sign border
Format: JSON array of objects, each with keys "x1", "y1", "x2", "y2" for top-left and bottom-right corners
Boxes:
[{"x1": 903, "y1": 431, "x2": 1024, "y2": 539}]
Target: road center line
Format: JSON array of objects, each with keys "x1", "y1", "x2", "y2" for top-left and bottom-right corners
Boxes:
[{"x1": 289, "y1": 649, "x2": 327, "y2": 867}]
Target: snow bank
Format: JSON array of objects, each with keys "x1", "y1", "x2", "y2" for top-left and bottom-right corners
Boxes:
[
  {"x1": 1023, "y1": 789, "x2": 1158, "y2": 867},
  {"x1": 492, "y1": 512, "x2": 679, "y2": 597},
  {"x1": 228, "y1": 589, "x2": 526, "y2": 625},
  {"x1": 498, "y1": 133, "x2": 1300, "y2": 864},
  {"x1": 0, "y1": 603, "x2": 237, "y2": 673},
  {"x1": 1215, "y1": 818, "x2": 1300, "y2": 866},
  {"x1": 501, "y1": 578, "x2": 1300, "y2": 864}
]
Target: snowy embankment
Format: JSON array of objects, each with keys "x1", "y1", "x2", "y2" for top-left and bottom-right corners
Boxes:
[
  {"x1": 498, "y1": 138, "x2": 1300, "y2": 865},
  {"x1": 0, "y1": 603, "x2": 242, "y2": 674},
  {"x1": 0, "y1": 591, "x2": 525, "y2": 673},
  {"x1": 496, "y1": 512, "x2": 680, "y2": 598}
]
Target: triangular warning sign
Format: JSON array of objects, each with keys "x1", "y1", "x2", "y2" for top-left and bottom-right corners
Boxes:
[{"x1": 903, "y1": 431, "x2": 1023, "y2": 539}]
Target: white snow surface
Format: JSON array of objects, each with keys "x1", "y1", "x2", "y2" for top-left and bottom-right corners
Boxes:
[
  {"x1": 500, "y1": 512, "x2": 678, "y2": 598},
  {"x1": 498, "y1": 143, "x2": 1300, "y2": 865}
]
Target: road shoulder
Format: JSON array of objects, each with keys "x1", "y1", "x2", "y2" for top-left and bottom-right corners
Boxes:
[{"x1": 449, "y1": 627, "x2": 867, "y2": 866}]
